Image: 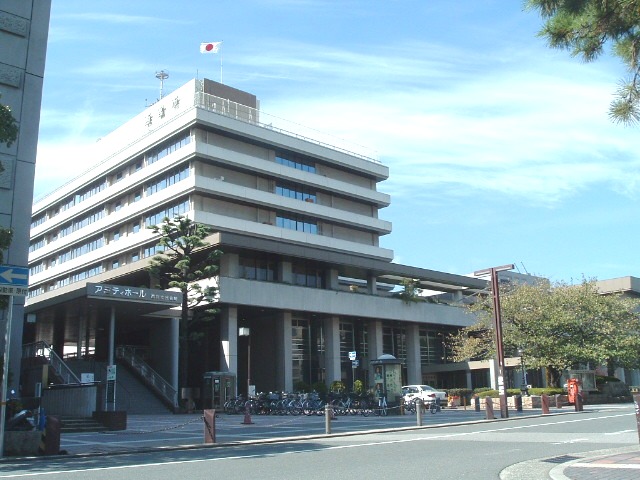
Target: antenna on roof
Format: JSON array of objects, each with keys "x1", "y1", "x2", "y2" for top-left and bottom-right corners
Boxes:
[{"x1": 155, "y1": 70, "x2": 169, "y2": 99}]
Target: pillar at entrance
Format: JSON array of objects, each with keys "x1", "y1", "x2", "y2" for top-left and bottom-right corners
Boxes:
[
  {"x1": 323, "y1": 316, "x2": 341, "y2": 385},
  {"x1": 275, "y1": 311, "x2": 293, "y2": 392},
  {"x1": 367, "y1": 320, "x2": 383, "y2": 387},
  {"x1": 220, "y1": 306, "x2": 238, "y2": 374},
  {"x1": 405, "y1": 324, "x2": 421, "y2": 385}
]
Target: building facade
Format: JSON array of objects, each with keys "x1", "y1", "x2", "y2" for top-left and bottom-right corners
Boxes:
[
  {"x1": 1, "y1": 0, "x2": 51, "y2": 393},
  {"x1": 25, "y1": 78, "x2": 489, "y2": 407}
]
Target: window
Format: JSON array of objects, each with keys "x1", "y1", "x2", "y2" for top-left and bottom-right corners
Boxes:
[
  {"x1": 275, "y1": 182, "x2": 316, "y2": 203},
  {"x1": 146, "y1": 165, "x2": 189, "y2": 196},
  {"x1": 113, "y1": 230, "x2": 120, "y2": 241},
  {"x1": 276, "y1": 154, "x2": 316, "y2": 173},
  {"x1": 144, "y1": 199, "x2": 189, "y2": 227},
  {"x1": 147, "y1": 132, "x2": 191, "y2": 165},
  {"x1": 276, "y1": 214, "x2": 318, "y2": 234},
  {"x1": 239, "y1": 256, "x2": 276, "y2": 281},
  {"x1": 292, "y1": 261, "x2": 324, "y2": 288}
]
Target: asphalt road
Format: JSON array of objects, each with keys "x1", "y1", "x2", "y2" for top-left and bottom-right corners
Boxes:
[{"x1": 0, "y1": 404, "x2": 636, "y2": 479}]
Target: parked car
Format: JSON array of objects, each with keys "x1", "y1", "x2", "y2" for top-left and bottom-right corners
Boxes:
[{"x1": 401, "y1": 384, "x2": 447, "y2": 405}]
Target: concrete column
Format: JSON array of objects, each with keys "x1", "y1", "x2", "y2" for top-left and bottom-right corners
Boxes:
[
  {"x1": 405, "y1": 323, "x2": 421, "y2": 385},
  {"x1": 170, "y1": 318, "x2": 179, "y2": 390},
  {"x1": 279, "y1": 260, "x2": 293, "y2": 284},
  {"x1": 323, "y1": 316, "x2": 341, "y2": 385},
  {"x1": 325, "y1": 268, "x2": 339, "y2": 290},
  {"x1": 275, "y1": 311, "x2": 293, "y2": 392},
  {"x1": 219, "y1": 252, "x2": 240, "y2": 278},
  {"x1": 108, "y1": 306, "x2": 116, "y2": 366},
  {"x1": 367, "y1": 274, "x2": 378, "y2": 295},
  {"x1": 368, "y1": 320, "x2": 383, "y2": 388},
  {"x1": 220, "y1": 306, "x2": 238, "y2": 374}
]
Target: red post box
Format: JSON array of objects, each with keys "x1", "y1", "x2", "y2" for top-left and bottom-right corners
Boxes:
[{"x1": 567, "y1": 378, "x2": 580, "y2": 404}]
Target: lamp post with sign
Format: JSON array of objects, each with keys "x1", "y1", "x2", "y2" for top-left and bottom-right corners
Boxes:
[
  {"x1": 474, "y1": 264, "x2": 514, "y2": 419},
  {"x1": 239, "y1": 328, "x2": 251, "y2": 397},
  {"x1": 349, "y1": 351, "x2": 357, "y2": 390}
]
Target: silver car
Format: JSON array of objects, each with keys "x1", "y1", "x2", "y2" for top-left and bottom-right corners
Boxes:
[{"x1": 401, "y1": 384, "x2": 447, "y2": 404}]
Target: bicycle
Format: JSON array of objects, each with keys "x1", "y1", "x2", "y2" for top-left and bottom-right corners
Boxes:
[{"x1": 374, "y1": 395, "x2": 388, "y2": 416}]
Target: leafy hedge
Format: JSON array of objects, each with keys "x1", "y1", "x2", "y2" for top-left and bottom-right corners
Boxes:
[{"x1": 474, "y1": 387, "x2": 564, "y2": 398}]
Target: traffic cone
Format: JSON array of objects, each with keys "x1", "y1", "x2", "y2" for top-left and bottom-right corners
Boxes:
[{"x1": 242, "y1": 404, "x2": 254, "y2": 425}]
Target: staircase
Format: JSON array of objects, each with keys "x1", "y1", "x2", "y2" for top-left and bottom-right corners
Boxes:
[
  {"x1": 67, "y1": 359, "x2": 173, "y2": 415},
  {"x1": 58, "y1": 416, "x2": 106, "y2": 433}
]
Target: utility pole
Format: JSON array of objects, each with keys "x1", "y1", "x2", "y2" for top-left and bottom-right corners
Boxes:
[{"x1": 474, "y1": 264, "x2": 514, "y2": 419}]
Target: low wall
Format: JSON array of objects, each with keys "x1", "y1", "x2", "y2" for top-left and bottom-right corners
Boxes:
[
  {"x1": 42, "y1": 384, "x2": 98, "y2": 417},
  {"x1": 4, "y1": 431, "x2": 41, "y2": 456}
]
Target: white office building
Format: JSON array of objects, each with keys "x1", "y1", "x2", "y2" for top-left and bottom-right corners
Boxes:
[{"x1": 25, "y1": 78, "x2": 488, "y2": 411}]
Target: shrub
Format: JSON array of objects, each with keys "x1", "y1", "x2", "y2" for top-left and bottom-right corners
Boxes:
[
  {"x1": 294, "y1": 381, "x2": 310, "y2": 393},
  {"x1": 311, "y1": 382, "x2": 327, "y2": 394},
  {"x1": 353, "y1": 380, "x2": 364, "y2": 395},
  {"x1": 330, "y1": 380, "x2": 346, "y2": 393}
]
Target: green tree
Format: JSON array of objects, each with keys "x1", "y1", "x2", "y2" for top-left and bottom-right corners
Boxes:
[
  {"x1": 147, "y1": 215, "x2": 222, "y2": 395},
  {"x1": 448, "y1": 277, "x2": 640, "y2": 387},
  {"x1": 0, "y1": 95, "x2": 18, "y2": 147},
  {"x1": 395, "y1": 278, "x2": 422, "y2": 304},
  {"x1": 525, "y1": 0, "x2": 640, "y2": 125}
]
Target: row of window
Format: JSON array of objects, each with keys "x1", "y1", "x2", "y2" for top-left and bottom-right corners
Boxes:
[
  {"x1": 31, "y1": 132, "x2": 192, "y2": 231},
  {"x1": 276, "y1": 154, "x2": 316, "y2": 173},
  {"x1": 275, "y1": 182, "x2": 316, "y2": 203},
  {"x1": 276, "y1": 214, "x2": 318, "y2": 234}
]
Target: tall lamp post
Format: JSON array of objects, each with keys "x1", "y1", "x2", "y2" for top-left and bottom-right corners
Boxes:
[
  {"x1": 238, "y1": 327, "x2": 251, "y2": 397},
  {"x1": 474, "y1": 264, "x2": 514, "y2": 419}
]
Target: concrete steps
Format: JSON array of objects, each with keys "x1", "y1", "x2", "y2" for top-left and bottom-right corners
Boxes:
[{"x1": 58, "y1": 416, "x2": 106, "y2": 433}]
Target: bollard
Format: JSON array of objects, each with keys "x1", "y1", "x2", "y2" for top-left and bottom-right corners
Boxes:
[
  {"x1": 325, "y1": 404, "x2": 332, "y2": 434},
  {"x1": 38, "y1": 415, "x2": 61, "y2": 455},
  {"x1": 416, "y1": 400, "x2": 423, "y2": 426},
  {"x1": 485, "y1": 397, "x2": 495, "y2": 420},
  {"x1": 474, "y1": 396, "x2": 480, "y2": 412},
  {"x1": 541, "y1": 394, "x2": 550, "y2": 414},
  {"x1": 574, "y1": 393, "x2": 584, "y2": 412},
  {"x1": 555, "y1": 394, "x2": 563, "y2": 409},
  {"x1": 203, "y1": 409, "x2": 216, "y2": 443},
  {"x1": 634, "y1": 394, "x2": 640, "y2": 444},
  {"x1": 514, "y1": 395, "x2": 522, "y2": 413},
  {"x1": 242, "y1": 403, "x2": 254, "y2": 425}
]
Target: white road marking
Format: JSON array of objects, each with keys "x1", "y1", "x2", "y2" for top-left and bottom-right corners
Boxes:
[{"x1": 0, "y1": 412, "x2": 633, "y2": 478}]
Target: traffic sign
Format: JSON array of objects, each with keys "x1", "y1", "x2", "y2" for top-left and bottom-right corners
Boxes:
[
  {"x1": 0, "y1": 265, "x2": 28, "y2": 286},
  {"x1": 348, "y1": 351, "x2": 357, "y2": 360},
  {"x1": 0, "y1": 286, "x2": 28, "y2": 297}
]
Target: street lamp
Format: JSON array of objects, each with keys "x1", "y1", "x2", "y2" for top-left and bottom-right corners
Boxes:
[
  {"x1": 474, "y1": 264, "x2": 514, "y2": 419},
  {"x1": 238, "y1": 327, "x2": 251, "y2": 397}
]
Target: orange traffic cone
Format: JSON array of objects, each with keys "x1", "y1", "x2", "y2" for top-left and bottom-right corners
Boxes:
[{"x1": 242, "y1": 404, "x2": 254, "y2": 425}]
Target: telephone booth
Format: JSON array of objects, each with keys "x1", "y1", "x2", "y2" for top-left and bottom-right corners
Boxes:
[
  {"x1": 203, "y1": 372, "x2": 236, "y2": 409},
  {"x1": 370, "y1": 354, "x2": 403, "y2": 408}
]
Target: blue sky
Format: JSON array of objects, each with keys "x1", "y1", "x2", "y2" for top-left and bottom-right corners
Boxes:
[{"x1": 35, "y1": 0, "x2": 638, "y2": 283}]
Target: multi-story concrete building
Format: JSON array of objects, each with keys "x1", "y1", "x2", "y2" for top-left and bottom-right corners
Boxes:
[
  {"x1": 1, "y1": 1, "x2": 51, "y2": 393},
  {"x1": 25, "y1": 78, "x2": 488, "y2": 408}
]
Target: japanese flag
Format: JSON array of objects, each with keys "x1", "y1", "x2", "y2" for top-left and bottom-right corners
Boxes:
[{"x1": 200, "y1": 42, "x2": 222, "y2": 54}]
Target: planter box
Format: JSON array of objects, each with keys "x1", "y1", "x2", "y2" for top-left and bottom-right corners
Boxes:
[
  {"x1": 4, "y1": 431, "x2": 41, "y2": 456},
  {"x1": 93, "y1": 411, "x2": 127, "y2": 431}
]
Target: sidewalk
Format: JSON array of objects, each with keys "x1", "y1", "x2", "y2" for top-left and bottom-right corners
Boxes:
[{"x1": 550, "y1": 447, "x2": 640, "y2": 480}]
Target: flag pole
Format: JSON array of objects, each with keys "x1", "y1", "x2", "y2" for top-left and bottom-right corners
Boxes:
[{"x1": 220, "y1": 40, "x2": 224, "y2": 84}]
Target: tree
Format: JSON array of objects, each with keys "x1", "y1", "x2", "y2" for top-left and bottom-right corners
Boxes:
[
  {"x1": 146, "y1": 215, "x2": 222, "y2": 396},
  {"x1": 0, "y1": 95, "x2": 18, "y2": 147},
  {"x1": 448, "y1": 277, "x2": 640, "y2": 387},
  {"x1": 525, "y1": 0, "x2": 640, "y2": 125}
]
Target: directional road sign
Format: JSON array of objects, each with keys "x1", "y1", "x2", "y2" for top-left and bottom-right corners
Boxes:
[{"x1": 0, "y1": 265, "x2": 29, "y2": 286}]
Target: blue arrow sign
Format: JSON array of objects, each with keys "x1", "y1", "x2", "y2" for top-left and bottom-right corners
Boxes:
[{"x1": 0, "y1": 265, "x2": 29, "y2": 286}]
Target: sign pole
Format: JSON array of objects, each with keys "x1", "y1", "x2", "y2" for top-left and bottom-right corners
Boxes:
[{"x1": 0, "y1": 296, "x2": 14, "y2": 458}]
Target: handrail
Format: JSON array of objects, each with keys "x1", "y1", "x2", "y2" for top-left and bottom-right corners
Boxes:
[
  {"x1": 115, "y1": 345, "x2": 178, "y2": 408},
  {"x1": 22, "y1": 341, "x2": 82, "y2": 385}
]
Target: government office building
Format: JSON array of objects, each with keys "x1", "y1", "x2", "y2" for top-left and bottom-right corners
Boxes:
[{"x1": 25, "y1": 78, "x2": 488, "y2": 408}]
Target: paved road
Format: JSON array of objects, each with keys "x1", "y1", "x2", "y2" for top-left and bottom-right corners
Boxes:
[{"x1": 0, "y1": 404, "x2": 636, "y2": 479}]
